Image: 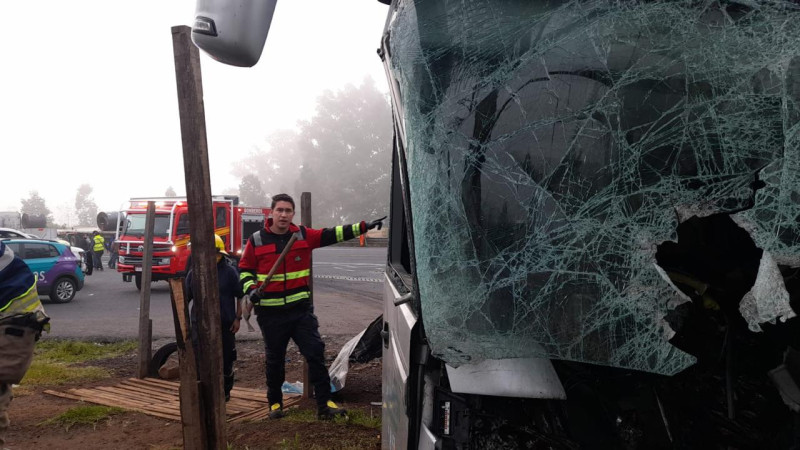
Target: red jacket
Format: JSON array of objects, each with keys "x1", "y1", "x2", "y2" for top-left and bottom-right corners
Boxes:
[{"x1": 238, "y1": 220, "x2": 365, "y2": 308}]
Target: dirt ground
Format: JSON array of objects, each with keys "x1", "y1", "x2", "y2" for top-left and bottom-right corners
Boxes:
[{"x1": 6, "y1": 336, "x2": 383, "y2": 449}]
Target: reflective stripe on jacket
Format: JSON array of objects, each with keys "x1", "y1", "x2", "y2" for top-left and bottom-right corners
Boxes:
[
  {"x1": 238, "y1": 220, "x2": 365, "y2": 308},
  {"x1": 0, "y1": 242, "x2": 45, "y2": 318},
  {"x1": 93, "y1": 235, "x2": 105, "y2": 252}
]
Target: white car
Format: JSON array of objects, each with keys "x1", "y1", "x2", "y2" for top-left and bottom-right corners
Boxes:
[{"x1": 0, "y1": 227, "x2": 39, "y2": 239}]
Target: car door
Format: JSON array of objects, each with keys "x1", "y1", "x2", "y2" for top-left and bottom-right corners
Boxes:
[{"x1": 23, "y1": 242, "x2": 60, "y2": 290}]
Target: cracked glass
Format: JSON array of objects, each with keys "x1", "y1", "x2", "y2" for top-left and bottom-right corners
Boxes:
[{"x1": 386, "y1": 0, "x2": 800, "y2": 374}]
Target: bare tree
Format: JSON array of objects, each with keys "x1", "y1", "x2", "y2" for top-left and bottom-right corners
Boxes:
[
  {"x1": 20, "y1": 191, "x2": 54, "y2": 226},
  {"x1": 232, "y1": 77, "x2": 391, "y2": 225},
  {"x1": 75, "y1": 184, "x2": 98, "y2": 227},
  {"x1": 238, "y1": 174, "x2": 267, "y2": 206}
]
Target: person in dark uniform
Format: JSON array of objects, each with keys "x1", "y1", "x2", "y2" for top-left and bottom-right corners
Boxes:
[{"x1": 185, "y1": 234, "x2": 242, "y2": 401}]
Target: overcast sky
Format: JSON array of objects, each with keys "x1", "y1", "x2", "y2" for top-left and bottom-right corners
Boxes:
[{"x1": 1, "y1": 0, "x2": 390, "y2": 225}]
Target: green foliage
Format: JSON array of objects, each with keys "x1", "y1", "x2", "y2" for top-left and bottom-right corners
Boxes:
[
  {"x1": 40, "y1": 405, "x2": 124, "y2": 430},
  {"x1": 233, "y1": 77, "x2": 392, "y2": 226},
  {"x1": 74, "y1": 184, "x2": 98, "y2": 227},
  {"x1": 35, "y1": 339, "x2": 137, "y2": 363}
]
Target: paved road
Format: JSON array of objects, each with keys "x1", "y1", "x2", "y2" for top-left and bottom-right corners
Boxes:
[{"x1": 42, "y1": 247, "x2": 386, "y2": 340}]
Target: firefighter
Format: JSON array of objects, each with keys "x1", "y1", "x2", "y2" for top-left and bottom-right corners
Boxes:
[
  {"x1": 239, "y1": 193, "x2": 384, "y2": 420},
  {"x1": 185, "y1": 234, "x2": 242, "y2": 401},
  {"x1": 92, "y1": 231, "x2": 105, "y2": 271},
  {"x1": 0, "y1": 241, "x2": 49, "y2": 447}
]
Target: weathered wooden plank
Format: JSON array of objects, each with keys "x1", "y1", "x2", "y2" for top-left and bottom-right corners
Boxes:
[
  {"x1": 172, "y1": 23, "x2": 227, "y2": 450},
  {"x1": 48, "y1": 389, "x2": 181, "y2": 421},
  {"x1": 71, "y1": 388, "x2": 181, "y2": 416}
]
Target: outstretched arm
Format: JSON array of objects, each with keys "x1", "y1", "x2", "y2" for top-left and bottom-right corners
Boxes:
[{"x1": 308, "y1": 216, "x2": 386, "y2": 249}]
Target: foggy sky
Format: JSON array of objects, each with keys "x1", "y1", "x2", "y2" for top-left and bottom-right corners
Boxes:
[{"x1": 0, "y1": 0, "x2": 389, "y2": 225}]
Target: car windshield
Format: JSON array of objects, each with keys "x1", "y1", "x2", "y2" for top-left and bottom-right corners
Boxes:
[
  {"x1": 388, "y1": 0, "x2": 800, "y2": 374},
  {"x1": 122, "y1": 214, "x2": 171, "y2": 238}
]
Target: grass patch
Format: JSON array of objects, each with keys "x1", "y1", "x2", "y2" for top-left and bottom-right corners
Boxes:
[
  {"x1": 284, "y1": 409, "x2": 317, "y2": 423},
  {"x1": 277, "y1": 433, "x2": 302, "y2": 449},
  {"x1": 21, "y1": 362, "x2": 109, "y2": 386},
  {"x1": 339, "y1": 409, "x2": 381, "y2": 429},
  {"x1": 284, "y1": 408, "x2": 380, "y2": 429},
  {"x1": 34, "y1": 339, "x2": 137, "y2": 363},
  {"x1": 40, "y1": 405, "x2": 124, "y2": 430},
  {"x1": 17, "y1": 339, "x2": 134, "y2": 386}
]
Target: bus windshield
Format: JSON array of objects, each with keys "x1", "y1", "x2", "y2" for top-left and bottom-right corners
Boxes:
[
  {"x1": 388, "y1": 0, "x2": 800, "y2": 375},
  {"x1": 122, "y1": 214, "x2": 172, "y2": 238}
]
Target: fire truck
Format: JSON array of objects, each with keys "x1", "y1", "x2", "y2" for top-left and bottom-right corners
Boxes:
[{"x1": 115, "y1": 195, "x2": 270, "y2": 289}]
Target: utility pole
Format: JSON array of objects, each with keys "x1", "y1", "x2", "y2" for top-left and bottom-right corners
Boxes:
[{"x1": 171, "y1": 24, "x2": 227, "y2": 449}]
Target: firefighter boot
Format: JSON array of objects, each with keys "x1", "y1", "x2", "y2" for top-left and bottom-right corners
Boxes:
[
  {"x1": 224, "y1": 374, "x2": 234, "y2": 402},
  {"x1": 269, "y1": 403, "x2": 286, "y2": 419},
  {"x1": 317, "y1": 400, "x2": 347, "y2": 420}
]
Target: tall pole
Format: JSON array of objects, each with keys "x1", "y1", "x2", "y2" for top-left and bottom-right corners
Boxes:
[
  {"x1": 171, "y1": 25, "x2": 227, "y2": 449},
  {"x1": 301, "y1": 192, "x2": 312, "y2": 399},
  {"x1": 137, "y1": 201, "x2": 155, "y2": 378}
]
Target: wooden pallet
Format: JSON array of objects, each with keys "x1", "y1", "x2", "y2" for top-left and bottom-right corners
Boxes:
[{"x1": 44, "y1": 377, "x2": 300, "y2": 423}]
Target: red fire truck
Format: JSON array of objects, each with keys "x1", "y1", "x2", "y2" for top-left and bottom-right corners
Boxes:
[{"x1": 115, "y1": 195, "x2": 270, "y2": 289}]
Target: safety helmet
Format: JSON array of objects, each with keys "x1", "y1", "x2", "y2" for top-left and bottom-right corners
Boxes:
[{"x1": 214, "y1": 234, "x2": 228, "y2": 255}]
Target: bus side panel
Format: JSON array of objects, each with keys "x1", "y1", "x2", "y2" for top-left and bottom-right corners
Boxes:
[{"x1": 382, "y1": 276, "x2": 416, "y2": 450}]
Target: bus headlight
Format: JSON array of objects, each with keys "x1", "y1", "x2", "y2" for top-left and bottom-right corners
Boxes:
[
  {"x1": 118, "y1": 256, "x2": 126, "y2": 263},
  {"x1": 171, "y1": 246, "x2": 177, "y2": 252}
]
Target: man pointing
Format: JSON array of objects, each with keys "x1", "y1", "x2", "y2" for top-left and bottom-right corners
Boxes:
[{"x1": 238, "y1": 193, "x2": 384, "y2": 420}]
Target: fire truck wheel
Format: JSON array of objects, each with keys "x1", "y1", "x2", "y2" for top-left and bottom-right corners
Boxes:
[{"x1": 135, "y1": 274, "x2": 142, "y2": 290}]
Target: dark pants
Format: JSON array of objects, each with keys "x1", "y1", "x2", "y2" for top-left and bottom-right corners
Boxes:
[
  {"x1": 190, "y1": 316, "x2": 237, "y2": 396},
  {"x1": 108, "y1": 251, "x2": 118, "y2": 269},
  {"x1": 256, "y1": 302, "x2": 330, "y2": 409},
  {"x1": 93, "y1": 250, "x2": 104, "y2": 269},
  {"x1": 221, "y1": 325, "x2": 236, "y2": 395}
]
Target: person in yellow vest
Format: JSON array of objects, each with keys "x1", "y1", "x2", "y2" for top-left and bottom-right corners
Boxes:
[
  {"x1": 92, "y1": 231, "x2": 105, "y2": 271},
  {"x1": 0, "y1": 241, "x2": 50, "y2": 447}
]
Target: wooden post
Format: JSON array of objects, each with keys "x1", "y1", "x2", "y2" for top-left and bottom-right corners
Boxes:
[
  {"x1": 169, "y1": 278, "x2": 207, "y2": 449},
  {"x1": 137, "y1": 201, "x2": 155, "y2": 378},
  {"x1": 172, "y1": 24, "x2": 227, "y2": 449},
  {"x1": 301, "y1": 192, "x2": 312, "y2": 399}
]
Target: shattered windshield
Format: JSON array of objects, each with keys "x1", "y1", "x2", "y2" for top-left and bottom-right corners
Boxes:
[{"x1": 387, "y1": 0, "x2": 800, "y2": 374}]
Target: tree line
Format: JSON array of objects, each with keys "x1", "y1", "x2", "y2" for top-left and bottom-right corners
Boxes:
[
  {"x1": 17, "y1": 185, "x2": 178, "y2": 228},
  {"x1": 17, "y1": 78, "x2": 392, "y2": 229}
]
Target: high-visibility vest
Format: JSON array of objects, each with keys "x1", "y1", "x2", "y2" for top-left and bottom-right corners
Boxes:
[
  {"x1": 0, "y1": 243, "x2": 45, "y2": 318},
  {"x1": 239, "y1": 221, "x2": 365, "y2": 307},
  {"x1": 93, "y1": 235, "x2": 105, "y2": 252}
]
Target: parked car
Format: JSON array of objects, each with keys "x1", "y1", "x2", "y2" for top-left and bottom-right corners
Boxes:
[
  {"x1": 1, "y1": 238, "x2": 85, "y2": 303},
  {"x1": 0, "y1": 227, "x2": 38, "y2": 239},
  {"x1": 1, "y1": 227, "x2": 90, "y2": 275}
]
